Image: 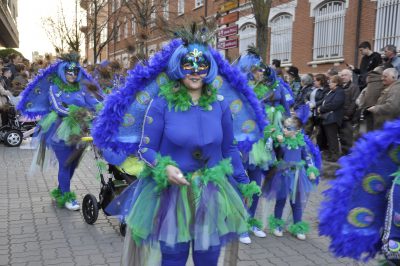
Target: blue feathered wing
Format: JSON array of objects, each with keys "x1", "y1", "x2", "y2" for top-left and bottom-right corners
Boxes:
[
  {"x1": 17, "y1": 61, "x2": 99, "y2": 118},
  {"x1": 319, "y1": 119, "x2": 400, "y2": 261},
  {"x1": 92, "y1": 39, "x2": 266, "y2": 163}
]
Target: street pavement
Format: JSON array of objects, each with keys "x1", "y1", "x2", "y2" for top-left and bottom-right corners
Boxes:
[{"x1": 0, "y1": 143, "x2": 380, "y2": 266}]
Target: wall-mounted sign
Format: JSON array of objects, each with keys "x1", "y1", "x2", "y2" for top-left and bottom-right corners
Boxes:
[
  {"x1": 217, "y1": 38, "x2": 239, "y2": 50},
  {"x1": 218, "y1": 12, "x2": 239, "y2": 25},
  {"x1": 219, "y1": 0, "x2": 239, "y2": 13},
  {"x1": 218, "y1": 25, "x2": 238, "y2": 38}
]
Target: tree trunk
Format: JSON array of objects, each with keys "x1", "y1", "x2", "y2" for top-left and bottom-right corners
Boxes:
[
  {"x1": 256, "y1": 25, "x2": 268, "y2": 63},
  {"x1": 251, "y1": 0, "x2": 272, "y2": 63}
]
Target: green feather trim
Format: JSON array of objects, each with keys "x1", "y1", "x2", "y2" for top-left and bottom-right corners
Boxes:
[
  {"x1": 159, "y1": 80, "x2": 217, "y2": 112},
  {"x1": 56, "y1": 105, "x2": 92, "y2": 143},
  {"x1": 150, "y1": 154, "x2": 178, "y2": 191},
  {"x1": 50, "y1": 188, "x2": 77, "y2": 208},
  {"x1": 201, "y1": 158, "x2": 233, "y2": 185},
  {"x1": 95, "y1": 102, "x2": 104, "y2": 113},
  {"x1": 39, "y1": 111, "x2": 58, "y2": 133},
  {"x1": 288, "y1": 221, "x2": 310, "y2": 235},
  {"x1": 252, "y1": 81, "x2": 279, "y2": 100},
  {"x1": 248, "y1": 217, "x2": 263, "y2": 229},
  {"x1": 268, "y1": 215, "x2": 285, "y2": 231},
  {"x1": 238, "y1": 181, "x2": 261, "y2": 206},
  {"x1": 282, "y1": 132, "x2": 306, "y2": 149},
  {"x1": 263, "y1": 125, "x2": 282, "y2": 141},
  {"x1": 51, "y1": 75, "x2": 80, "y2": 92},
  {"x1": 306, "y1": 166, "x2": 320, "y2": 178},
  {"x1": 249, "y1": 139, "x2": 274, "y2": 169}
]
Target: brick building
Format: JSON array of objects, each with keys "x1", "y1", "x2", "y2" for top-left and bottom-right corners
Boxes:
[{"x1": 82, "y1": 0, "x2": 400, "y2": 74}]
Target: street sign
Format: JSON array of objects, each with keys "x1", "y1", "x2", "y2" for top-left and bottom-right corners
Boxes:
[
  {"x1": 217, "y1": 38, "x2": 239, "y2": 50},
  {"x1": 219, "y1": 0, "x2": 239, "y2": 13},
  {"x1": 218, "y1": 12, "x2": 239, "y2": 25},
  {"x1": 218, "y1": 25, "x2": 238, "y2": 38}
]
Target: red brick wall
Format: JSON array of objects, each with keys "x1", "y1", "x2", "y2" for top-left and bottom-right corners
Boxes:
[{"x1": 86, "y1": 0, "x2": 380, "y2": 75}]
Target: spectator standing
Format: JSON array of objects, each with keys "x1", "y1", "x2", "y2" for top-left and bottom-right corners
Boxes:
[
  {"x1": 311, "y1": 74, "x2": 329, "y2": 147},
  {"x1": 0, "y1": 67, "x2": 12, "y2": 91},
  {"x1": 347, "y1": 41, "x2": 382, "y2": 90},
  {"x1": 338, "y1": 69, "x2": 360, "y2": 155},
  {"x1": 318, "y1": 75, "x2": 345, "y2": 162},
  {"x1": 356, "y1": 66, "x2": 386, "y2": 132},
  {"x1": 293, "y1": 73, "x2": 314, "y2": 110},
  {"x1": 367, "y1": 68, "x2": 400, "y2": 129},
  {"x1": 383, "y1": 45, "x2": 400, "y2": 76},
  {"x1": 272, "y1": 59, "x2": 284, "y2": 78},
  {"x1": 287, "y1": 66, "x2": 301, "y2": 95},
  {"x1": 5, "y1": 53, "x2": 22, "y2": 80},
  {"x1": 11, "y1": 63, "x2": 28, "y2": 96}
]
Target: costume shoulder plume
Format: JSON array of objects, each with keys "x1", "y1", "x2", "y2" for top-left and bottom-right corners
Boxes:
[
  {"x1": 319, "y1": 118, "x2": 400, "y2": 261},
  {"x1": 209, "y1": 48, "x2": 267, "y2": 146},
  {"x1": 17, "y1": 61, "x2": 98, "y2": 118}
]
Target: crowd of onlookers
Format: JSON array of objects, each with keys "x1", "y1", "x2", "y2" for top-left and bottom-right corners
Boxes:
[
  {"x1": 286, "y1": 42, "x2": 400, "y2": 162},
  {"x1": 2, "y1": 42, "x2": 400, "y2": 163}
]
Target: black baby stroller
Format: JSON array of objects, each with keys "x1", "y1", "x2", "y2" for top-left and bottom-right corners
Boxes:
[
  {"x1": 81, "y1": 136, "x2": 137, "y2": 236},
  {"x1": 0, "y1": 96, "x2": 37, "y2": 147}
]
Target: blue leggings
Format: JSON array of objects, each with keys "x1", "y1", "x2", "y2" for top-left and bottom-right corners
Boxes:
[
  {"x1": 274, "y1": 195, "x2": 303, "y2": 223},
  {"x1": 248, "y1": 167, "x2": 263, "y2": 218},
  {"x1": 160, "y1": 242, "x2": 221, "y2": 266},
  {"x1": 52, "y1": 143, "x2": 80, "y2": 194}
]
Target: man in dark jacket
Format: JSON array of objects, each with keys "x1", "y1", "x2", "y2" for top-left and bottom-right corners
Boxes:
[
  {"x1": 339, "y1": 69, "x2": 360, "y2": 154},
  {"x1": 348, "y1": 41, "x2": 382, "y2": 90}
]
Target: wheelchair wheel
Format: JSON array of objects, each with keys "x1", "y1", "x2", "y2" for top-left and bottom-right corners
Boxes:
[
  {"x1": 82, "y1": 194, "x2": 99, "y2": 224},
  {"x1": 4, "y1": 130, "x2": 22, "y2": 147},
  {"x1": 119, "y1": 222, "x2": 126, "y2": 236}
]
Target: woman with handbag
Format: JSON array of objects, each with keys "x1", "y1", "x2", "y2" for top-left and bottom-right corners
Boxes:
[{"x1": 317, "y1": 75, "x2": 345, "y2": 162}]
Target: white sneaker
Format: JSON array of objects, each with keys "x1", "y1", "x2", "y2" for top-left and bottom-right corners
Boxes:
[
  {"x1": 251, "y1": 227, "x2": 267, "y2": 238},
  {"x1": 296, "y1": 233, "x2": 306, "y2": 240},
  {"x1": 273, "y1": 228, "x2": 283, "y2": 237},
  {"x1": 239, "y1": 233, "x2": 252, "y2": 244},
  {"x1": 65, "y1": 200, "x2": 80, "y2": 211}
]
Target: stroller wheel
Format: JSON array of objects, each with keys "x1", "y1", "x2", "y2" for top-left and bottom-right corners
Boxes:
[
  {"x1": 119, "y1": 222, "x2": 127, "y2": 236},
  {"x1": 4, "y1": 130, "x2": 22, "y2": 147},
  {"x1": 82, "y1": 194, "x2": 99, "y2": 224}
]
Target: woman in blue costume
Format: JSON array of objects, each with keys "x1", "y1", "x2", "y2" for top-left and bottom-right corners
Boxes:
[
  {"x1": 92, "y1": 24, "x2": 264, "y2": 266},
  {"x1": 243, "y1": 47, "x2": 291, "y2": 130},
  {"x1": 18, "y1": 53, "x2": 102, "y2": 211},
  {"x1": 264, "y1": 116, "x2": 320, "y2": 240},
  {"x1": 319, "y1": 118, "x2": 400, "y2": 265},
  {"x1": 234, "y1": 47, "x2": 277, "y2": 244}
]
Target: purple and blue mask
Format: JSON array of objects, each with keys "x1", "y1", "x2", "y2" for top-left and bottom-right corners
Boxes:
[
  {"x1": 181, "y1": 48, "x2": 210, "y2": 75},
  {"x1": 64, "y1": 62, "x2": 80, "y2": 77}
]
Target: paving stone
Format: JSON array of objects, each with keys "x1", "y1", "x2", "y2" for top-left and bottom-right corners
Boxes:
[{"x1": 3, "y1": 146, "x2": 384, "y2": 266}]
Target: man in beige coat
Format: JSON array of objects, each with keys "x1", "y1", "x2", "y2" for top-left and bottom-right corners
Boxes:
[{"x1": 367, "y1": 68, "x2": 400, "y2": 129}]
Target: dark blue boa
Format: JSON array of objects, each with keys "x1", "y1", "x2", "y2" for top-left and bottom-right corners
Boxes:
[{"x1": 319, "y1": 118, "x2": 400, "y2": 261}]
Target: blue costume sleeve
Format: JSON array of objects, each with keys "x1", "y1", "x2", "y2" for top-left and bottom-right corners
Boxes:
[
  {"x1": 138, "y1": 98, "x2": 165, "y2": 167},
  {"x1": 279, "y1": 86, "x2": 291, "y2": 116},
  {"x1": 301, "y1": 146, "x2": 314, "y2": 167},
  {"x1": 221, "y1": 101, "x2": 249, "y2": 184},
  {"x1": 83, "y1": 89, "x2": 101, "y2": 111},
  {"x1": 49, "y1": 85, "x2": 69, "y2": 117}
]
